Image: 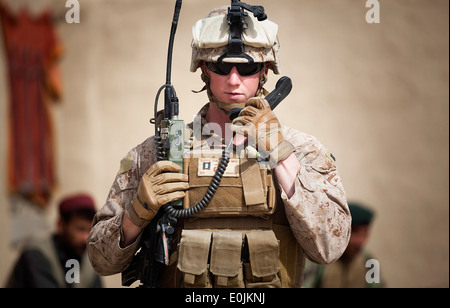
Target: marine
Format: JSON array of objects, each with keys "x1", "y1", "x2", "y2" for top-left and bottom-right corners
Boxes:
[{"x1": 87, "y1": 0, "x2": 351, "y2": 288}]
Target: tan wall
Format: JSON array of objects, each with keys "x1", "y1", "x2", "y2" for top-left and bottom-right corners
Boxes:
[{"x1": 0, "y1": 0, "x2": 448, "y2": 288}]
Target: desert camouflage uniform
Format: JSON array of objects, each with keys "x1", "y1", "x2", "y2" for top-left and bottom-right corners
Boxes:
[{"x1": 87, "y1": 103, "x2": 351, "y2": 287}]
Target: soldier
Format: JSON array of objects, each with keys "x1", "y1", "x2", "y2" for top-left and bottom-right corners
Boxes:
[
  {"x1": 302, "y1": 202, "x2": 385, "y2": 288},
  {"x1": 87, "y1": 2, "x2": 351, "y2": 288},
  {"x1": 6, "y1": 194, "x2": 102, "y2": 288}
]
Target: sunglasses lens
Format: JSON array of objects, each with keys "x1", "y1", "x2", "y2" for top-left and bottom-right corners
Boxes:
[
  {"x1": 206, "y1": 62, "x2": 263, "y2": 76},
  {"x1": 237, "y1": 63, "x2": 264, "y2": 76},
  {"x1": 206, "y1": 62, "x2": 231, "y2": 75}
]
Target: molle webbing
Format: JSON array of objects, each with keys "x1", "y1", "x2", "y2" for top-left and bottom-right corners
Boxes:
[{"x1": 183, "y1": 216, "x2": 272, "y2": 231}]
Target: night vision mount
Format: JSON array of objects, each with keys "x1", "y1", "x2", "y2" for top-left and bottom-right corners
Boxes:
[{"x1": 218, "y1": 0, "x2": 268, "y2": 63}]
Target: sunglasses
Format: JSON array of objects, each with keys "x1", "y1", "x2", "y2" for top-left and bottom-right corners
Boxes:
[{"x1": 205, "y1": 62, "x2": 264, "y2": 76}]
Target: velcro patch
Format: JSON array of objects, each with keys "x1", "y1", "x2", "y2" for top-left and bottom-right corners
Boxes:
[
  {"x1": 118, "y1": 153, "x2": 134, "y2": 174},
  {"x1": 197, "y1": 158, "x2": 240, "y2": 177}
]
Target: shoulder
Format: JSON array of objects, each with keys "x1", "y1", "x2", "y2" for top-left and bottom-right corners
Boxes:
[
  {"x1": 23, "y1": 235, "x2": 55, "y2": 254},
  {"x1": 20, "y1": 247, "x2": 50, "y2": 266},
  {"x1": 281, "y1": 126, "x2": 320, "y2": 145},
  {"x1": 118, "y1": 137, "x2": 157, "y2": 176},
  {"x1": 281, "y1": 126, "x2": 337, "y2": 172},
  {"x1": 124, "y1": 136, "x2": 156, "y2": 161},
  {"x1": 15, "y1": 236, "x2": 55, "y2": 277},
  {"x1": 281, "y1": 126, "x2": 327, "y2": 158},
  {"x1": 6, "y1": 249, "x2": 51, "y2": 288}
]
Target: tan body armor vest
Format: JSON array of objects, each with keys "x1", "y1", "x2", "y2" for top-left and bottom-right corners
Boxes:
[{"x1": 159, "y1": 148, "x2": 304, "y2": 288}]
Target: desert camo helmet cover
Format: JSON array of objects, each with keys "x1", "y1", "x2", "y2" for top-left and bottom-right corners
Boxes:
[{"x1": 190, "y1": 3, "x2": 281, "y2": 111}]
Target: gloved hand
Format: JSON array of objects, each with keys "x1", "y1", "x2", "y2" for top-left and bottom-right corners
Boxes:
[
  {"x1": 125, "y1": 161, "x2": 189, "y2": 227},
  {"x1": 231, "y1": 97, "x2": 295, "y2": 167}
]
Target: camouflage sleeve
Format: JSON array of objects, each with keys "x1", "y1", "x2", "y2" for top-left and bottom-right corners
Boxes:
[
  {"x1": 279, "y1": 127, "x2": 351, "y2": 265},
  {"x1": 87, "y1": 137, "x2": 156, "y2": 276}
]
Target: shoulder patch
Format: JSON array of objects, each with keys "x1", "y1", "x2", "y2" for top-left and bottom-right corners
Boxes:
[{"x1": 118, "y1": 153, "x2": 134, "y2": 174}]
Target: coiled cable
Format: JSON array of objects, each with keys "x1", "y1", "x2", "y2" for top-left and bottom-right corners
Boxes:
[{"x1": 163, "y1": 137, "x2": 233, "y2": 218}]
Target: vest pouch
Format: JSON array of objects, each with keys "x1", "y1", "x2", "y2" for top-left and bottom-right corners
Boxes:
[
  {"x1": 244, "y1": 230, "x2": 281, "y2": 288},
  {"x1": 177, "y1": 230, "x2": 212, "y2": 288},
  {"x1": 210, "y1": 231, "x2": 245, "y2": 288}
]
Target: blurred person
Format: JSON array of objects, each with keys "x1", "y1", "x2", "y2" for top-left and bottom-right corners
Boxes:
[
  {"x1": 303, "y1": 202, "x2": 385, "y2": 288},
  {"x1": 88, "y1": 1, "x2": 351, "y2": 288},
  {"x1": 5, "y1": 194, "x2": 102, "y2": 288}
]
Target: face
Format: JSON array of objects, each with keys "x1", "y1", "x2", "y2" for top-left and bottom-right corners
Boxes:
[
  {"x1": 58, "y1": 214, "x2": 93, "y2": 256},
  {"x1": 202, "y1": 62, "x2": 265, "y2": 105},
  {"x1": 343, "y1": 224, "x2": 370, "y2": 261}
]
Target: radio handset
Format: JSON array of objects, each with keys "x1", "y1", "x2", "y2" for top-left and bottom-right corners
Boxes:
[{"x1": 229, "y1": 76, "x2": 293, "y2": 122}]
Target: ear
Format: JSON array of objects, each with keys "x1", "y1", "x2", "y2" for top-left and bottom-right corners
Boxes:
[
  {"x1": 57, "y1": 218, "x2": 64, "y2": 235},
  {"x1": 200, "y1": 61, "x2": 209, "y2": 77}
]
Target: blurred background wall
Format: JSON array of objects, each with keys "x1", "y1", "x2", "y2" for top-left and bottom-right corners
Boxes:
[{"x1": 0, "y1": 0, "x2": 448, "y2": 288}]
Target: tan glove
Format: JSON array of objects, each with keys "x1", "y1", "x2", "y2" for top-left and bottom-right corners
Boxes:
[
  {"x1": 125, "y1": 161, "x2": 189, "y2": 227},
  {"x1": 231, "y1": 97, "x2": 295, "y2": 167}
]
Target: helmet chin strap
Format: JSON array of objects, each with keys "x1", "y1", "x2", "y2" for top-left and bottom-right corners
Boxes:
[{"x1": 198, "y1": 64, "x2": 268, "y2": 114}]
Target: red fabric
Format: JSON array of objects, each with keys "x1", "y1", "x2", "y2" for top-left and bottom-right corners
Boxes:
[
  {"x1": 59, "y1": 194, "x2": 96, "y2": 216},
  {"x1": 0, "y1": 2, "x2": 63, "y2": 207}
]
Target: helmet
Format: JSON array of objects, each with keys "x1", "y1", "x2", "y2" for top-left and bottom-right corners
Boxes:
[{"x1": 190, "y1": 6, "x2": 281, "y2": 75}]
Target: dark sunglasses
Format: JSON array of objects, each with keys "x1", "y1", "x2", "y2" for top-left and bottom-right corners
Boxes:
[{"x1": 205, "y1": 62, "x2": 264, "y2": 76}]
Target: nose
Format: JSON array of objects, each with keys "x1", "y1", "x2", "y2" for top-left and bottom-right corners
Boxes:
[
  {"x1": 351, "y1": 232, "x2": 367, "y2": 248},
  {"x1": 227, "y1": 66, "x2": 242, "y2": 86},
  {"x1": 83, "y1": 230, "x2": 90, "y2": 242}
]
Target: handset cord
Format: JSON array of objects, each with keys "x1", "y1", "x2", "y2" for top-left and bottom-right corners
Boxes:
[{"x1": 163, "y1": 137, "x2": 233, "y2": 218}]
